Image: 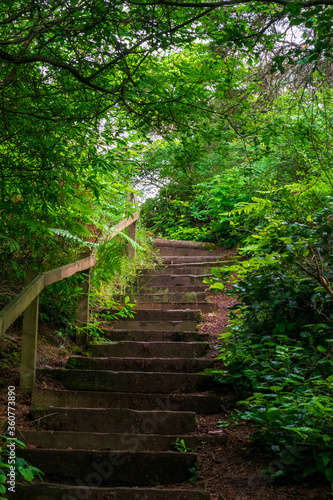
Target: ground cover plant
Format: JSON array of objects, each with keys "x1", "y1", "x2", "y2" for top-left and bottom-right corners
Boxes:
[{"x1": 205, "y1": 181, "x2": 333, "y2": 483}]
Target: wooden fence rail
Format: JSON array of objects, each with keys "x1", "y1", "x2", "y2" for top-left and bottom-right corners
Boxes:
[{"x1": 0, "y1": 204, "x2": 139, "y2": 393}]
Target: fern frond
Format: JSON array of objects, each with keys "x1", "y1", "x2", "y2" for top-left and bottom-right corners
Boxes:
[
  {"x1": 0, "y1": 234, "x2": 20, "y2": 252},
  {"x1": 94, "y1": 240, "x2": 124, "y2": 284},
  {"x1": 228, "y1": 198, "x2": 272, "y2": 217},
  {"x1": 48, "y1": 228, "x2": 96, "y2": 248}
]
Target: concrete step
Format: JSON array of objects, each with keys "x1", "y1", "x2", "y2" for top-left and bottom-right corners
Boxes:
[
  {"x1": 125, "y1": 285, "x2": 209, "y2": 293},
  {"x1": 161, "y1": 255, "x2": 235, "y2": 263},
  {"x1": 152, "y1": 238, "x2": 222, "y2": 257},
  {"x1": 37, "y1": 369, "x2": 213, "y2": 393},
  {"x1": 156, "y1": 246, "x2": 226, "y2": 256},
  {"x1": 30, "y1": 407, "x2": 197, "y2": 434},
  {"x1": 17, "y1": 484, "x2": 210, "y2": 500},
  {"x1": 125, "y1": 292, "x2": 207, "y2": 303},
  {"x1": 21, "y1": 430, "x2": 226, "y2": 451},
  {"x1": 105, "y1": 309, "x2": 203, "y2": 322},
  {"x1": 98, "y1": 329, "x2": 209, "y2": 342},
  {"x1": 19, "y1": 449, "x2": 198, "y2": 485},
  {"x1": 108, "y1": 320, "x2": 199, "y2": 331},
  {"x1": 87, "y1": 341, "x2": 209, "y2": 358},
  {"x1": 164, "y1": 260, "x2": 233, "y2": 268},
  {"x1": 67, "y1": 356, "x2": 214, "y2": 372},
  {"x1": 132, "y1": 302, "x2": 218, "y2": 313},
  {"x1": 142, "y1": 266, "x2": 216, "y2": 276},
  {"x1": 133, "y1": 275, "x2": 210, "y2": 287},
  {"x1": 153, "y1": 237, "x2": 216, "y2": 249},
  {"x1": 32, "y1": 390, "x2": 222, "y2": 414}
]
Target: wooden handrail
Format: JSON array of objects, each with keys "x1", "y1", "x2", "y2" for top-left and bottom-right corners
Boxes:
[
  {"x1": 0, "y1": 206, "x2": 139, "y2": 392},
  {"x1": 0, "y1": 275, "x2": 45, "y2": 336}
]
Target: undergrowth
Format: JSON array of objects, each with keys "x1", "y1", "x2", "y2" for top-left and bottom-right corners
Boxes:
[{"x1": 206, "y1": 188, "x2": 333, "y2": 484}]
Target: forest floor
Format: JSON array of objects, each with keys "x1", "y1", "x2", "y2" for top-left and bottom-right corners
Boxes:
[{"x1": 0, "y1": 293, "x2": 332, "y2": 499}]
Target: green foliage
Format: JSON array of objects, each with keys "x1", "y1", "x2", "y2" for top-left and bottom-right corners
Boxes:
[
  {"x1": 0, "y1": 435, "x2": 44, "y2": 497},
  {"x1": 188, "y1": 466, "x2": 199, "y2": 484},
  {"x1": 172, "y1": 438, "x2": 193, "y2": 453},
  {"x1": 206, "y1": 186, "x2": 333, "y2": 483}
]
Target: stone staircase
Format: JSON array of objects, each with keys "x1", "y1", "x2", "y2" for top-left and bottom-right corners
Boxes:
[{"x1": 18, "y1": 238, "x2": 235, "y2": 499}]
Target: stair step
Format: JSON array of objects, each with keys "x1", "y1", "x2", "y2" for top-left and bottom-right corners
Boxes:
[
  {"x1": 37, "y1": 369, "x2": 213, "y2": 393},
  {"x1": 98, "y1": 329, "x2": 209, "y2": 342},
  {"x1": 17, "y1": 484, "x2": 210, "y2": 500},
  {"x1": 161, "y1": 254, "x2": 237, "y2": 263},
  {"x1": 156, "y1": 246, "x2": 226, "y2": 256},
  {"x1": 165, "y1": 260, "x2": 233, "y2": 268},
  {"x1": 134, "y1": 275, "x2": 210, "y2": 286},
  {"x1": 19, "y1": 449, "x2": 198, "y2": 485},
  {"x1": 21, "y1": 430, "x2": 227, "y2": 451},
  {"x1": 32, "y1": 390, "x2": 222, "y2": 414},
  {"x1": 142, "y1": 266, "x2": 216, "y2": 276},
  {"x1": 126, "y1": 285, "x2": 209, "y2": 293},
  {"x1": 125, "y1": 292, "x2": 207, "y2": 303},
  {"x1": 30, "y1": 407, "x2": 197, "y2": 434},
  {"x1": 132, "y1": 302, "x2": 218, "y2": 313},
  {"x1": 108, "y1": 320, "x2": 199, "y2": 331},
  {"x1": 104, "y1": 309, "x2": 203, "y2": 321},
  {"x1": 67, "y1": 356, "x2": 214, "y2": 372},
  {"x1": 153, "y1": 237, "x2": 216, "y2": 249},
  {"x1": 87, "y1": 341, "x2": 209, "y2": 358},
  {"x1": 152, "y1": 238, "x2": 222, "y2": 257}
]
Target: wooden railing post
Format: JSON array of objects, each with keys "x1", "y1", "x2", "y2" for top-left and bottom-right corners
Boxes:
[
  {"x1": 128, "y1": 219, "x2": 137, "y2": 259},
  {"x1": 76, "y1": 264, "x2": 90, "y2": 346},
  {"x1": 128, "y1": 192, "x2": 138, "y2": 259},
  {"x1": 20, "y1": 271, "x2": 39, "y2": 393}
]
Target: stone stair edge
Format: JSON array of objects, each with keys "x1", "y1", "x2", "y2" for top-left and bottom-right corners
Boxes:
[
  {"x1": 152, "y1": 237, "x2": 217, "y2": 249},
  {"x1": 16, "y1": 483, "x2": 210, "y2": 500}
]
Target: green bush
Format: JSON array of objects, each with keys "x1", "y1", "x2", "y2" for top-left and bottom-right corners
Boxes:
[{"x1": 207, "y1": 190, "x2": 333, "y2": 483}]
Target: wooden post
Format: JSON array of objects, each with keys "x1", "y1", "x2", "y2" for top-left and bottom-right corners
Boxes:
[
  {"x1": 76, "y1": 266, "x2": 90, "y2": 346},
  {"x1": 128, "y1": 192, "x2": 138, "y2": 259},
  {"x1": 20, "y1": 271, "x2": 39, "y2": 393},
  {"x1": 128, "y1": 220, "x2": 137, "y2": 259}
]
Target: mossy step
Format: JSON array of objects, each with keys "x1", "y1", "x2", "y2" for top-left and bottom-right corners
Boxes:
[
  {"x1": 161, "y1": 259, "x2": 234, "y2": 268},
  {"x1": 155, "y1": 246, "x2": 225, "y2": 257},
  {"x1": 30, "y1": 407, "x2": 197, "y2": 434},
  {"x1": 132, "y1": 302, "x2": 218, "y2": 313},
  {"x1": 66, "y1": 356, "x2": 214, "y2": 372},
  {"x1": 102, "y1": 309, "x2": 203, "y2": 322},
  {"x1": 97, "y1": 329, "x2": 209, "y2": 342},
  {"x1": 124, "y1": 285, "x2": 209, "y2": 293},
  {"x1": 19, "y1": 450, "x2": 198, "y2": 485},
  {"x1": 134, "y1": 275, "x2": 211, "y2": 287},
  {"x1": 20, "y1": 430, "x2": 227, "y2": 451},
  {"x1": 37, "y1": 368, "x2": 213, "y2": 393},
  {"x1": 108, "y1": 320, "x2": 199, "y2": 331},
  {"x1": 141, "y1": 266, "x2": 217, "y2": 276},
  {"x1": 32, "y1": 390, "x2": 222, "y2": 414},
  {"x1": 123, "y1": 292, "x2": 207, "y2": 303},
  {"x1": 153, "y1": 237, "x2": 216, "y2": 249},
  {"x1": 87, "y1": 341, "x2": 209, "y2": 358},
  {"x1": 17, "y1": 484, "x2": 210, "y2": 500},
  {"x1": 161, "y1": 255, "x2": 236, "y2": 263}
]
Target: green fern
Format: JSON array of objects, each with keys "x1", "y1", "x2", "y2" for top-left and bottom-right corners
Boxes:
[
  {"x1": 0, "y1": 234, "x2": 20, "y2": 252},
  {"x1": 93, "y1": 230, "x2": 142, "y2": 285},
  {"x1": 48, "y1": 228, "x2": 95, "y2": 248}
]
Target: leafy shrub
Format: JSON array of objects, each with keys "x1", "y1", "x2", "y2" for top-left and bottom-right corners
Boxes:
[
  {"x1": 207, "y1": 190, "x2": 333, "y2": 483},
  {"x1": 0, "y1": 435, "x2": 44, "y2": 497}
]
